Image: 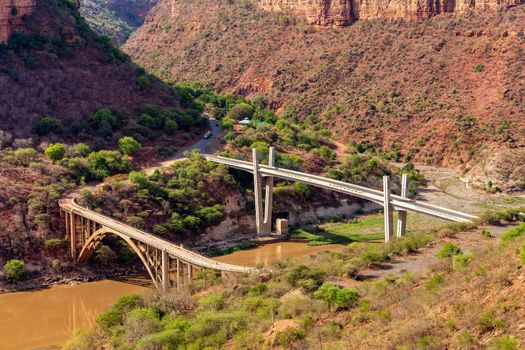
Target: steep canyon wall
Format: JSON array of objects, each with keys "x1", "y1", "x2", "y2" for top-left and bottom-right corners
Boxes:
[{"x1": 256, "y1": 0, "x2": 523, "y2": 25}]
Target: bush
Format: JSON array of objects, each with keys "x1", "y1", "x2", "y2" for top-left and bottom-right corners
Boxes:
[
  {"x1": 319, "y1": 145, "x2": 336, "y2": 162},
  {"x1": 452, "y1": 252, "x2": 474, "y2": 270},
  {"x1": 69, "y1": 143, "x2": 91, "y2": 157},
  {"x1": 10, "y1": 148, "x2": 38, "y2": 165},
  {"x1": 473, "y1": 63, "x2": 485, "y2": 72},
  {"x1": 32, "y1": 116, "x2": 60, "y2": 136},
  {"x1": 293, "y1": 182, "x2": 313, "y2": 200},
  {"x1": 520, "y1": 243, "x2": 525, "y2": 263},
  {"x1": 164, "y1": 119, "x2": 178, "y2": 135},
  {"x1": 44, "y1": 238, "x2": 63, "y2": 250},
  {"x1": 488, "y1": 336, "x2": 519, "y2": 350},
  {"x1": 3, "y1": 259, "x2": 25, "y2": 281},
  {"x1": 45, "y1": 143, "x2": 66, "y2": 161},
  {"x1": 436, "y1": 243, "x2": 462, "y2": 258},
  {"x1": 96, "y1": 294, "x2": 141, "y2": 333},
  {"x1": 137, "y1": 75, "x2": 149, "y2": 89},
  {"x1": 228, "y1": 102, "x2": 254, "y2": 120},
  {"x1": 198, "y1": 293, "x2": 225, "y2": 311},
  {"x1": 124, "y1": 307, "x2": 161, "y2": 342},
  {"x1": 118, "y1": 136, "x2": 142, "y2": 155},
  {"x1": 314, "y1": 283, "x2": 359, "y2": 310},
  {"x1": 500, "y1": 223, "x2": 525, "y2": 242}
]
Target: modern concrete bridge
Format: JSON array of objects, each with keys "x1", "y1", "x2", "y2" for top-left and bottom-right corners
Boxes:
[
  {"x1": 204, "y1": 148, "x2": 478, "y2": 242},
  {"x1": 58, "y1": 193, "x2": 254, "y2": 290}
]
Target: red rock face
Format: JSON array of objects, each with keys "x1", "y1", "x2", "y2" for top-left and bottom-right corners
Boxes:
[
  {"x1": 256, "y1": 0, "x2": 522, "y2": 25},
  {"x1": 0, "y1": 0, "x2": 35, "y2": 42}
]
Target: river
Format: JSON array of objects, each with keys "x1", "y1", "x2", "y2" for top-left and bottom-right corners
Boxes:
[{"x1": 0, "y1": 242, "x2": 343, "y2": 349}]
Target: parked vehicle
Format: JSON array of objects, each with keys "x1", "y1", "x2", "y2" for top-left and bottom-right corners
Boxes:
[{"x1": 204, "y1": 131, "x2": 212, "y2": 139}]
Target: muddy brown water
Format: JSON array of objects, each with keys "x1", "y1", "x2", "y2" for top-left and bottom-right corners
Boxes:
[
  {"x1": 215, "y1": 241, "x2": 345, "y2": 267},
  {"x1": 0, "y1": 242, "x2": 343, "y2": 349},
  {"x1": 0, "y1": 276, "x2": 149, "y2": 350}
]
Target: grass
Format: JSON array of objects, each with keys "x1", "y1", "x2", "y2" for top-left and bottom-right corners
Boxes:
[{"x1": 290, "y1": 214, "x2": 386, "y2": 246}]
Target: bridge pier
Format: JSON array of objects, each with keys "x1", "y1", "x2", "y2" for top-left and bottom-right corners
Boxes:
[
  {"x1": 397, "y1": 173, "x2": 408, "y2": 238},
  {"x1": 383, "y1": 176, "x2": 393, "y2": 243},
  {"x1": 263, "y1": 147, "x2": 275, "y2": 234},
  {"x1": 252, "y1": 149, "x2": 264, "y2": 236},
  {"x1": 161, "y1": 250, "x2": 169, "y2": 291}
]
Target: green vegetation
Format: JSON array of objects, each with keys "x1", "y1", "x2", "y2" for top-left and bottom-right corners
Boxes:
[
  {"x1": 314, "y1": 283, "x2": 359, "y2": 311},
  {"x1": 436, "y1": 243, "x2": 462, "y2": 258},
  {"x1": 118, "y1": 136, "x2": 142, "y2": 155},
  {"x1": 474, "y1": 63, "x2": 486, "y2": 72},
  {"x1": 500, "y1": 223, "x2": 525, "y2": 241},
  {"x1": 290, "y1": 214, "x2": 386, "y2": 246},
  {"x1": 3, "y1": 259, "x2": 25, "y2": 281},
  {"x1": 45, "y1": 143, "x2": 66, "y2": 161}
]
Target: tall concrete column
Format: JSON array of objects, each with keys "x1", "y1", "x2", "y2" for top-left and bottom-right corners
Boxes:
[
  {"x1": 161, "y1": 250, "x2": 169, "y2": 291},
  {"x1": 187, "y1": 262, "x2": 193, "y2": 284},
  {"x1": 64, "y1": 210, "x2": 69, "y2": 241},
  {"x1": 263, "y1": 147, "x2": 275, "y2": 234},
  {"x1": 383, "y1": 176, "x2": 393, "y2": 243},
  {"x1": 397, "y1": 173, "x2": 408, "y2": 238},
  {"x1": 70, "y1": 212, "x2": 77, "y2": 260},
  {"x1": 252, "y1": 148, "x2": 264, "y2": 235},
  {"x1": 176, "y1": 258, "x2": 181, "y2": 290}
]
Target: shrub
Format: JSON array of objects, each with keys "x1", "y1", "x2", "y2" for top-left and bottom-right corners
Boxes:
[
  {"x1": 88, "y1": 150, "x2": 132, "y2": 179},
  {"x1": 94, "y1": 245, "x2": 117, "y2": 266},
  {"x1": 436, "y1": 243, "x2": 462, "y2": 258},
  {"x1": 69, "y1": 143, "x2": 91, "y2": 157},
  {"x1": 10, "y1": 148, "x2": 38, "y2": 165},
  {"x1": 500, "y1": 223, "x2": 525, "y2": 242},
  {"x1": 197, "y1": 293, "x2": 225, "y2": 311},
  {"x1": 32, "y1": 116, "x2": 60, "y2": 136},
  {"x1": 314, "y1": 283, "x2": 339, "y2": 309},
  {"x1": 228, "y1": 103, "x2": 254, "y2": 121},
  {"x1": 137, "y1": 75, "x2": 150, "y2": 89},
  {"x1": 293, "y1": 182, "x2": 314, "y2": 200},
  {"x1": 118, "y1": 136, "x2": 142, "y2": 155},
  {"x1": 44, "y1": 238, "x2": 63, "y2": 250},
  {"x1": 45, "y1": 143, "x2": 66, "y2": 161},
  {"x1": 478, "y1": 311, "x2": 506, "y2": 333},
  {"x1": 3, "y1": 259, "x2": 25, "y2": 281},
  {"x1": 124, "y1": 307, "x2": 161, "y2": 342},
  {"x1": 473, "y1": 63, "x2": 485, "y2": 72},
  {"x1": 319, "y1": 145, "x2": 336, "y2": 162},
  {"x1": 96, "y1": 294, "x2": 141, "y2": 333},
  {"x1": 164, "y1": 119, "x2": 178, "y2": 135},
  {"x1": 488, "y1": 336, "x2": 519, "y2": 350},
  {"x1": 425, "y1": 273, "x2": 444, "y2": 293},
  {"x1": 481, "y1": 230, "x2": 494, "y2": 238},
  {"x1": 274, "y1": 327, "x2": 306, "y2": 348},
  {"x1": 520, "y1": 243, "x2": 525, "y2": 263},
  {"x1": 335, "y1": 287, "x2": 360, "y2": 309},
  {"x1": 452, "y1": 252, "x2": 474, "y2": 270}
]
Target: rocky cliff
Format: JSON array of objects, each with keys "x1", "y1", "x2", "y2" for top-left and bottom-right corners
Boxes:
[
  {"x1": 256, "y1": 0, "x2": 523, "y2": 25},
  {"x1": 0, "y1": 0, "x2": 35, "y2": 41}
]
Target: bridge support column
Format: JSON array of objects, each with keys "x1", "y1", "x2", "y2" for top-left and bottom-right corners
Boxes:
[
  {"x1": 161, "y1": 250, "x2": 169, "y2": 291},
  {"x1": 187, "y1": 262, "x2": 193, "y2": 284},
  {"x1": 263, "y1": 147, "x2": 275, "y2": 234},
  {"x1": 70, "y1": 212, "x2": 77, "y2": 260},
  {"x1": 397, "y1": 173, "x2": 408, "y2": 238},
  {"x1": 176, "y1": 258, "x2": 181, "y2": 290},
  {"x1": 383, "y1": 176, "x2": 393, "y2": 243},
  {"x1": 252, "y1": 148, "x2": 264, "y2": 236}
]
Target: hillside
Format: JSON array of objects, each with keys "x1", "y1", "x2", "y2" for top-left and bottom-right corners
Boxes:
[
  {"x1": 80, "y1": 0, "x2": 157, "y2": 46},
  {"x1": 124, "y1": 0, "x2": 525, "y2": 190},
  {"x1": 0, "y1": 0, "x2": 180, "y2": 141}
]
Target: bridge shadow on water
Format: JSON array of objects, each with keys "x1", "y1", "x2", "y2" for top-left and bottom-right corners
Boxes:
[{"x1": 109, "y1": 274, "x2": 152, "y2": 287}]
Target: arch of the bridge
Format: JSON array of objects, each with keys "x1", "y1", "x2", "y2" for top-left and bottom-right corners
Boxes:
[{"x1": 77, "y1": 226, "x2": 159, "y2": 288}]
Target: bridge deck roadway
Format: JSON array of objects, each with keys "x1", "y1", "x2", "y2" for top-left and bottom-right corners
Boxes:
[
  {"x1": 203, "y1": 154, "x2": 478, "y2": 223},
  {"x1": 59, "y1": 194, "x2": 254, "y2": 274}
]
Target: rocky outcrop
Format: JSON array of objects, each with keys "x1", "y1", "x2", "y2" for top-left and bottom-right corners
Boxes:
[
  {"x1": 0, "y1": 0, "x2": 35, "y2": 42},
  {"x1": 255, "y1": 0, "x2": 523, "y2": 25}
]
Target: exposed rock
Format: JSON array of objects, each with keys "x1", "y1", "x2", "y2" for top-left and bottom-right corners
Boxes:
[
  {"x1": 256, "y1": 0, "x2": 523, "y2": 25},
  {"x1": 463, "y1": 147, "x2": 525, "y2": 192},
  {"x1": 0, "y1": 0, "x2": 35, "y2": 42}
]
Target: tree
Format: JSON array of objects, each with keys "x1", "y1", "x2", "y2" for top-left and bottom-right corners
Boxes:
[
  {"x1": 69, "y1": 143, "x2": 91, "y2": 157},
  {"x1": 293, "y1": 182, "x2": 313, "y2": 200},
  {"x1": 137, "y1": 75, "x2": 150, "y2": 89},
  {"x1": 335, "y1": 288, "x2": 360, "y2": 309},
  {"x1": 32, "y1": 116, "x2": 59, "y2": 136},
  {"x1": 164, "y1": 120, "x2": 178, "y2": 135},
  {"x1": 3, "y1": 259, "x2": 25, "y2": 281},
  {"x1": 314, "y1": 283, "x2": 339, "y2": 310},
  {"x1": 228, "y1": 102, "x2": 254, "y2": 120},
  {"x1": 45, "y1": 143, "x2": 66, "y2": 161},
  {"x1": 118, "y1": 136, "x2": 142, "y2": 155}
]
